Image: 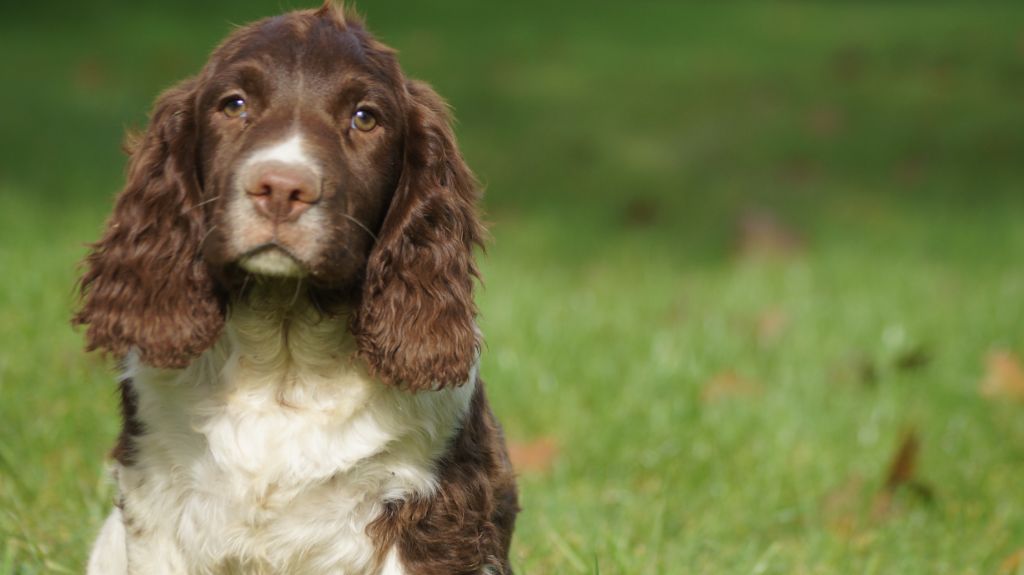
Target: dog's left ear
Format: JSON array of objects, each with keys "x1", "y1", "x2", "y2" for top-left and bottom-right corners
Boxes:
[{"x1": 353, "y1": 80, "x2": 485, "y2": 391}]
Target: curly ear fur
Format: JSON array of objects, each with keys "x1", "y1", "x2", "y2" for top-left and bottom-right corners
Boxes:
[
  {"x1": 73, "y1": 79, "x2": 225, "y2": 369},
  {"x1": 353, "y1": 80, "x2": 485, "y2": 391}
]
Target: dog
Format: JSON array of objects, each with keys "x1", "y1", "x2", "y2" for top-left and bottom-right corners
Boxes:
[{"x1": 75, "y1": 4, "x2": 518, "y2": 573}]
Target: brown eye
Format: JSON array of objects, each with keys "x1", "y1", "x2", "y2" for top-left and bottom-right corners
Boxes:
[
  {"x1": 222, "y1": 96, "x2": 247, "y2": 119},
  {"x1": 351, "y1": 108, "x2": 377, "y2": 132}
]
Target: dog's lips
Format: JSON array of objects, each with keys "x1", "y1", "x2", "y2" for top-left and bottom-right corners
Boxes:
[{"x1": 238, "y1": 244, "x2": 308, "y2": 277}]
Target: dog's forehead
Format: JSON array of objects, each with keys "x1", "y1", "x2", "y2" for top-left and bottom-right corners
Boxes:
[{"x1": 211, "y1": 11, "x2": 371, "y2": 78}]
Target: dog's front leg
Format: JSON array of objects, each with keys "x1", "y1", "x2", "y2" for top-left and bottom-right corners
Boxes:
[
  {"x1": 87, "y1": 505, "x2": 190, "y2": 575},
  {"x1": 87, "y1": 508, "x2": 127, "y2": 575},
  {"x1": 123, "y1": 525, "x2": 190, "y2": 575}
]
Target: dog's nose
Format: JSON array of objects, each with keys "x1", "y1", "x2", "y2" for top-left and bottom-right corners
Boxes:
[{"x1": 245, "y1": 162, "x2": 321, "y2": 223}]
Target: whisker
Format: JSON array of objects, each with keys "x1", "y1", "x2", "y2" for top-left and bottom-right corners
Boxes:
[
  {"x1": 289, "y1": 277, "x2": 304, "y2": 308},
  {"x1": 199, "y1": 225, "x2": 219, "y2": 249},
  {"x1": 189, "y1": 195, "x2": 221, "y2": 212},
  {"x1": 309, "y1": 292, "x2": 327, "y2": 317},
  {"x1": 339, "y1": 213, "x2": 378, "y2": 242}
]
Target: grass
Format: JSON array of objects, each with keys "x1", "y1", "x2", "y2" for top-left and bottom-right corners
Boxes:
[{"x1": 2, "y1": 1, "x2": 1024, "y2": 573}]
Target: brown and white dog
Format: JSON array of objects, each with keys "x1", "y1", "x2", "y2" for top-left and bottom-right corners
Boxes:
[{"x1": 74, "y1": 4, "x2": 518, "y2": 574}]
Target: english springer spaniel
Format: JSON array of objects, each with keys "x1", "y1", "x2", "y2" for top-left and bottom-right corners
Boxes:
[{"x1": 75, "y1": 4, "x2": 519, "y2": 574}]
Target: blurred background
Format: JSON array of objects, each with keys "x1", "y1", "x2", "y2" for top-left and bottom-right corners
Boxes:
[{"x1": 2, "y1": 1, "x2": 1023, "y2": 573}]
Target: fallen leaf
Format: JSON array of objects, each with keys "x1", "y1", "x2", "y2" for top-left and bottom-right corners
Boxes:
[
  {"x1": 882, "y1": 430, "x2": 919, "y2": 491},
  {"x1": 894, "y1": 344, "x2": 932, "y2": 373},
  {"x1": 854, "y1": 356, "x2": 879, "y2": 387},
  {"x1": 507, "y1": 437, "x2": 559, "y2": 474},
  {"x1": 662, "y1": 297, "x2": 688, "y2": 326},
  {"x1": 872, "y1": 429, "x2": 934, "y2": 519},
  {"x1": 807, "y1": 106, "x2": 845, "y2": 138},
  {"x1": 829, "y1": 353, "x2": 878, "y2": 388},
  {"x1": 821, "y1": 474, "x2": 866, "y2": 537},
  {"x1": 1000, "y1": 549, "x2": 1024, "y2": 574},
  {"x1": 622, "y1": 197, "x2": 660, "y2": 228},
  {"x1": 701, "y1": 371, "x2": 763, "y2": 403},
  {"x1": 733, "y1": 209, "x2": 805, "y2": 261},
  {"x1": 755, "y1": 307, "x2": 789, "y2": 346},
  {"x1": 894, "y1": 152, "x2": 927, "y2": 186},
  {"x1": 870, "y1": 493, "x2": 895, "y2": 520},
  {"x1": 981, "y1": 350, "x2": 1024, "y2": 402},
  {"x1": 777, "y1": 157, "x2": 821, "y2": 187}
]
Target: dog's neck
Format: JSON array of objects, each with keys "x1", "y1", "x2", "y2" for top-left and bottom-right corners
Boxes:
[
  {"x1": 227, "y1": 279, "x2": 359, "y2": 377},
  {"x1": 123, "y1": 276, "x2": 476, "y2": 486}
]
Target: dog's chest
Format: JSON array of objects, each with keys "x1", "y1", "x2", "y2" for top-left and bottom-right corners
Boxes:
[{"x1": 118, "y1": 312, "x2": 473, "y2": 574}]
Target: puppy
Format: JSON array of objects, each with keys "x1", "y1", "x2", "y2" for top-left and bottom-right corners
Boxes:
[{"x1": 75, "y1": 4, "x2": 518, "y2": 574}]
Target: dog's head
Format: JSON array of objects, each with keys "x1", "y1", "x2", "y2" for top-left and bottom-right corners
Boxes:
[{"x1": 73, "y1": 5, "x2": 484, "y2": 390}]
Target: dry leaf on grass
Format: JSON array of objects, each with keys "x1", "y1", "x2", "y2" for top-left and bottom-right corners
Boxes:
[
  {"x1": 871, "y1": 429, "x2": 934, "y2": 519},
  {"x1": 893, "y1": 344, "x2": 932, "y2": 373},
  {"x1": 981, "y1": 350, "x2": 1024, "y2": 402},
  {"x1": 807, "y1": 106, "x2": 845, "y2": 138},
  {"x1": 507, "y1": 437, "x2": 559, "y2": 475},
  {"x1": 882, "y1": 430, "x2": 919, "y2": 491},
  {"x1": 1000, "y1": 549, "x2": 1024, "y2": 574},
  {"x1": 830, "y1": 353, "x2": 879, "y2": 388},
  {"x1": 733, "y1": 209, "x2": 805, "y2": 261},
  {"x1": 622, "y1": 197, "x2": 660, "y2": 228},
  {"x1": 821, "y1": 474, "x2": 866, "y2": 537},
  {"x1": 701, "y1": 371, "x2": 763, "y2": 403},
  {"x1": 755, "y1": 307, "x2": 789, "y2": 346}
]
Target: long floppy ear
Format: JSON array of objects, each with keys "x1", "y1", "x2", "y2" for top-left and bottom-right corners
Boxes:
[
  {"x1": 73, "y1": 78, "x2": 225, "y2": 369},
  {"x1": 353, "y1": 80, "x2": 486, "y2": 391}
]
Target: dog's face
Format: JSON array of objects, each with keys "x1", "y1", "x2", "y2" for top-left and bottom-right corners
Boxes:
[
  {"x1": 196, "y1": 14, "x2": 406, "y2": 288},
  {"x1": 74, "y1": 5, "x2": 485, "y2": 390}
]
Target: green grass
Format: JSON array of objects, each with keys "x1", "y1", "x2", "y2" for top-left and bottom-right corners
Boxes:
[{"x1": 2, "y1": 1, "x2": 1024, "y2": 573}]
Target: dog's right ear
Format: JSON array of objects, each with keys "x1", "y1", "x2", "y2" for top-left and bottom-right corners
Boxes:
[{"x1": 73, "y1": 78, "x2": 225, "y2": 369}]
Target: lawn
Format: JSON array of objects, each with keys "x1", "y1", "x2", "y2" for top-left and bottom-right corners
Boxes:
[{"x1": 1, "y1": 1, "x2": 1023, "y2": 573}]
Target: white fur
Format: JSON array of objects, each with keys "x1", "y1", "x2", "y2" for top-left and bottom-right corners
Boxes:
[
  {"x1": 239, "y1": 246, "x2": 305, "y2": 277},
  {"x1": 87, "y1": 292, "x2": 475, "y2": 575},
  {"x1": 378, "y1": 548, "x2": 407, "y2": 575},
  {"x1": 229, "y1": 133, "x2": 328, "y2": 268},
  {"x1": 242, "y1": 133, "x2": 319, "y2": 174},
  {"x1": 88, "y1": 508, "x2": 128, "y2": 574}
]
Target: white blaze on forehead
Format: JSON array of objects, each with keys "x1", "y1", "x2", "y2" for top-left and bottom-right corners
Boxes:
[
  {"x1": 228, "y1": 131, "x2": 328, "y2": 269},
  {"x1": 242, "y1": 133, "x2": 320, "y2": 175}
]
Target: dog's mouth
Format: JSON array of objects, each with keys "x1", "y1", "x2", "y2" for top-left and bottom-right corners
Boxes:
[{"x1": 238, "y1": 244, "x2": 308, "y2": 278}]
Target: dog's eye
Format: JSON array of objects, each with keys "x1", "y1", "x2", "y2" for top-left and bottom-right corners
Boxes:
[
  {"x1": 351, "y1": 109, "x2": 377, "y2": 132},
  {"x1": 222, "y1": 96, "x2": 247, "y2": 119}
]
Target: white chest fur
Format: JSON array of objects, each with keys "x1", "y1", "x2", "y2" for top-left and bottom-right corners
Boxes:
[{"x1": 104, "y1": 298, "x2": 475, "y2": 575}]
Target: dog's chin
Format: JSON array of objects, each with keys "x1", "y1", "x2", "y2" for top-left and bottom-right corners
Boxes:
[{"x1": 238, "y1": 246, "x2": 308, "y2": 278}]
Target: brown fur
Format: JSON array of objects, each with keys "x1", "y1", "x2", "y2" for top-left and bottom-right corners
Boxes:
[
  {"x1": 352, "y1": 80, "x2": 487, "y2": 391},
  {"x1": 74, "y1": 5, "x2": 518, "y2": 569},
  {"x1": 73, "y1": 7, "x2": 485, "y2": 389},
  {"x1": 369, "y1": 383, "x2": 519, "y2": 574},
  {"x1": 73, "y1": 79, "x2": 226, "y2": 369},
  {"x1": 110, "y1": 377, "x2": 144, "y2": 467}
]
